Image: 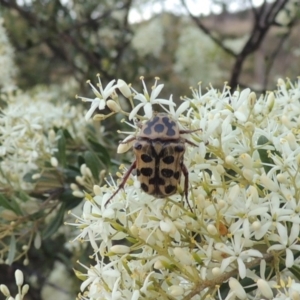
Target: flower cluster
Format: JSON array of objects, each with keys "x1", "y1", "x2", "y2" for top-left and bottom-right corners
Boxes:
[
  {"x1": 0, "y1": 18, "x2": 17, "y2": 90},
  {"x1": 174, "y1": 23, "x2": 229, "y2": 85},
  {"x1": 73, "y1": 76, "x2": 300, "y2": 299},
  {"x1": 131, "y1": 17, "x2": 165, "y2": 58},
  {"x1": 0, "y1": 269, "x2": 29, "y2": 300},
  {"x1": 0, "y1": 80, "x2": 89, "y2": 263},
  {"x1": 0, "y1": 85, "x2": 85, "y2": 192}
]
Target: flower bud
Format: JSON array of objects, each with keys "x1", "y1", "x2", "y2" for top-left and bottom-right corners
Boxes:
[
  {"x1": 0, "y1": 284, "x2": 10, "y2": 297},
  {"x1": 48, "y1": 129, "x2": 56, "y2": 143},
  {"x1": 243, "y1": 168, "x2": 254, "y2": 181},
  {"x1": 34, "y1": 232, "x2": 42, "y2": 249},
  {"x1": 251, "y1": 220, "x2": 261, "y2": 231},
  {"x1": 212, "y1": 267, "x2": 221, "y2": 276},
  {"x1": 110, "y1": 245, "x2": 130, "y2": 254},
  {"x1": 117, "y1": 79, "x2": 132, "y2": 98},
  {"x1": 93, "y1": 185, "x2": 102, "y2": 195},
  {"x1": 248, "y1": 92, "x2": 256, "y2": 107},
  {"x1": 117, "y1": 136, "x2": 135, "y2": 153},
  {"x1": 21, "y1": 284, "x2": 29, "y2": 296},
  {"x1": 259, "y1": 174, "x2": 278, "y2": 192},
  {"x1": 257, "y1": 279, "x2": 273, "y2": 298},
  {"x1": 276, "y1": 173, "x2": 288, "y2": 184},
  {"x1": 286, "y1": 132, "x2": 297, "y2": 150},
  {"x1": 73, "y1": 190, "x2": 85, "y2": 198},
  {"x1": 173, "y1": 247, "x2": 193, "y2": 265},
  {"x1": 15, "y1": 269, "x2": 24, "y2": 286},
  {"x1": 216, "y1": 164, "x2": 225, "y2": 174},
  {"x1": 50, "y1": 157, "x2": 58, "y2": 167},
  {"x1": 75, "y1": 176, "x2": 85, "y2": 185},
  {"x1": 154, "y1": 259, "x2": 164, "y2": 269},
  {"x1": 207, "y1": 224, "x2": 218, "y2": 235},
  {"x1": 107, "y1": 100, "x2": 121, "y2": 112},
  {"x1": 266, "y1": 92, "x2": 275, "y2": 111},
  {"x1": 93, "y1": 114, "x2": 106, "y2": 121},
  {"x1": 239, "y1": 153, "x2": 253, "y2": 169},
  {"x1": 225, "y1": 155, "x2": 235, "y2": 165},
  {"x1": 277, "y1": 78, "x2": 285, "y2": 86},
  {"x1": 169, "y1": 285, "x2": 184, "y2": 296},
  {"x1": 0, "y1": 210, "x2": 18, "y2": 221},
  {"x1": 229, "y1": 277, "x2": 247, "y2": 299},
  {"x1": 32, "y1": 173, "x2": 41, "y2": 180},
  {"x1": 70, "y1": 183, "x2": 79, "y2": 191}
]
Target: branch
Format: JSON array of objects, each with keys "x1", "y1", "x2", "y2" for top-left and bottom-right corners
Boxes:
[
  {"x1": 0, "y1": 0, "x2": 133, "y2": 82},
  {"x1": 180, "y1": 0, "x2": 236, "y2": 57},
  {"x1": 263, "y1": 15, "x2": 299, "y2": 90},
  {"x1": 229, "y1": 0, "x2": 290, "y2": 89},
  {"x1": 183, "y1": 253, "x2": 275, "y2": 300}
]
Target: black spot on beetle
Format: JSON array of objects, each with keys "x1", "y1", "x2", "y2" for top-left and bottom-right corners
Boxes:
[
  {"x1": 141, "y1": 183, "x2": 149, "y2": 192},
  {"x1": 141, "y1": 154, "x2": 153, "y2": 163},
  {"x1": 134, "y1": 143, "x2": 142, "y2": 150},
  {"x1": 149, "y1": 177, "x2": 165, "y2": 185},
  {"x1": 154, "y1": 123, "x2": 164, "y2": 133},
  {"x1": 165, "y1": 185, "x2": 176, "y2": 194},
  {"x1": 158, "y1": 177, "x2": 165, "y2": 185},
  {"x1": 162, "y1": 117, "x2": 176, "y2": 136},
  {"x1": 143, "y1": 116, "x2": 160, "y2": 135},
  {"x1": 161, "y1": 168, "x2": 174, "y2": 178},
  {"x1": 175, "y1": 145, "x2": 184, "y2": 152},
  {"x1": 141, "y1": 168, "x2": 153, "y2": 177},
  {"x1": 137, "y1": 169, "x2": 141, "y2": 176},
  {"x1": 162, "y1": 156, "x2": 174, "y2": 164},
  {"x1": 174, "y1": 171, "x2": 180, "y2": 179}
]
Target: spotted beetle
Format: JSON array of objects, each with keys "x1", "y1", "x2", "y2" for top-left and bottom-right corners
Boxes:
[{"x1": 104, "y1": 113, "x2": 199, "y2": 209}]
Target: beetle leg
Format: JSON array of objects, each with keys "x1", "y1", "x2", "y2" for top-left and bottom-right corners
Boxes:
[
  {"x1": 184, "y1": 138, "x2": 198, "y2": 147},
  {"x1": 104, "y1": 161, "x2": 137, "y2": 207},
  {"x1": 180, "y1": 129, "x2": 202, "y2": 147},
  {"x1": 181, "y1": 163, "x2": 193, "y2": 212},
  {"x1": 119, "y1": 137, "x2": 136, "y2": 144},
  {"x1": 179, "y1": 128, "x2": 202, "y2": 135}
]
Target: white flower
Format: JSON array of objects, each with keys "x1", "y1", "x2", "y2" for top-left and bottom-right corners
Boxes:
[
  {"x1": 117, "y1": 79, "x2": 131, "y2": 98},
  {"x1": 228, "y1": 277, "x2": 247, "y2": 299},
  {"x1": 268, "y1": 223, "x2": 300, "y2": 268},
  {"x1": 129, "y1": 77, "x2": 175, "y2": 120},
  {"x1": 78, "y1": 75, "x2": 116, "y2": 120},
  {"x1": 216, "y1": 234, "x2": 262, "y2": 279},
  {"x1": 257, "y1": 279, "x2": 273, "y2": 298},
  {"x1": 69, "y1": 78, "x2": 300, "y2": 299}
]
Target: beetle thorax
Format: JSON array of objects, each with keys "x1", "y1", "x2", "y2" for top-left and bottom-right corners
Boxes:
[{"x1": 138, "y1": 114, "x2": 180, "y2": 140}]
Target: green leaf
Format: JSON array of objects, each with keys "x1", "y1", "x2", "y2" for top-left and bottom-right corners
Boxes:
[
  {"x1": 0, "y1": 194, "x2": 15, "y2": 210},
  {"x1": 42, "y1": 203, "x2": 66, "y2": 239},
  {"x1": 57, "y1": 129, "x2": 66, "y2": 167},
  {"x1": 288, "y1": 251, "x2": 300, "y2": 280},
  {"x1": 88, "y1": 138, "x2": 111, "y2": 167},
  {"x1": 84, "y1": 151, "x2": 102, "y2": 179},
  {"x1": 17, "y1": 190, "x2": 31, "y2": 203},
  {"x1": 23, "y1": 171, "x2": 37, "y2": 183},
  {"x1": 7, "y1": 235, "x2": 16, "y2": 265},
  {"x1": 289, "y1": 264, "x2": 300, "y2": 280},
  {"x1": 60, "y1": 189, "x2": 83, "y2": 210},
  {"x1": 63, "y1": 166, "x2": 81, "y2": 180},
  {"x1": 0, "y1": 194, "x2": 22, "y2": 215},
  {"x1": 257, "y1": 135, "x2": 281, "y2": 174}
]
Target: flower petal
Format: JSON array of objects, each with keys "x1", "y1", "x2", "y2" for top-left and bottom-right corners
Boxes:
[
  {"x1": 129, "y1": 102, "x2": 145, "y2": 120},
  {"x1": 143, "y1": 103, "x2": 153, "y2": 119},
  {"x1": 150, "y1": 84, "x2": 164, "y2": 101}
]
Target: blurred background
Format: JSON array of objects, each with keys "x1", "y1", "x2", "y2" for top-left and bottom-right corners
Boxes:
[
  {"x1": 0, "y1": 0, "x2": 299, "y2": 299},
  {"x1": 2, "y1": 0, "x2": 300, "y2": 95}
]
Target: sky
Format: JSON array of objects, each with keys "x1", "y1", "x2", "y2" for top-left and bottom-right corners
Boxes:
[
  {"x1": 128, "y1": 0, "x2": 268, "y2": 23},
  {"x1": 16, "y1": 0, "x2": 271, "y2": 23}
]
